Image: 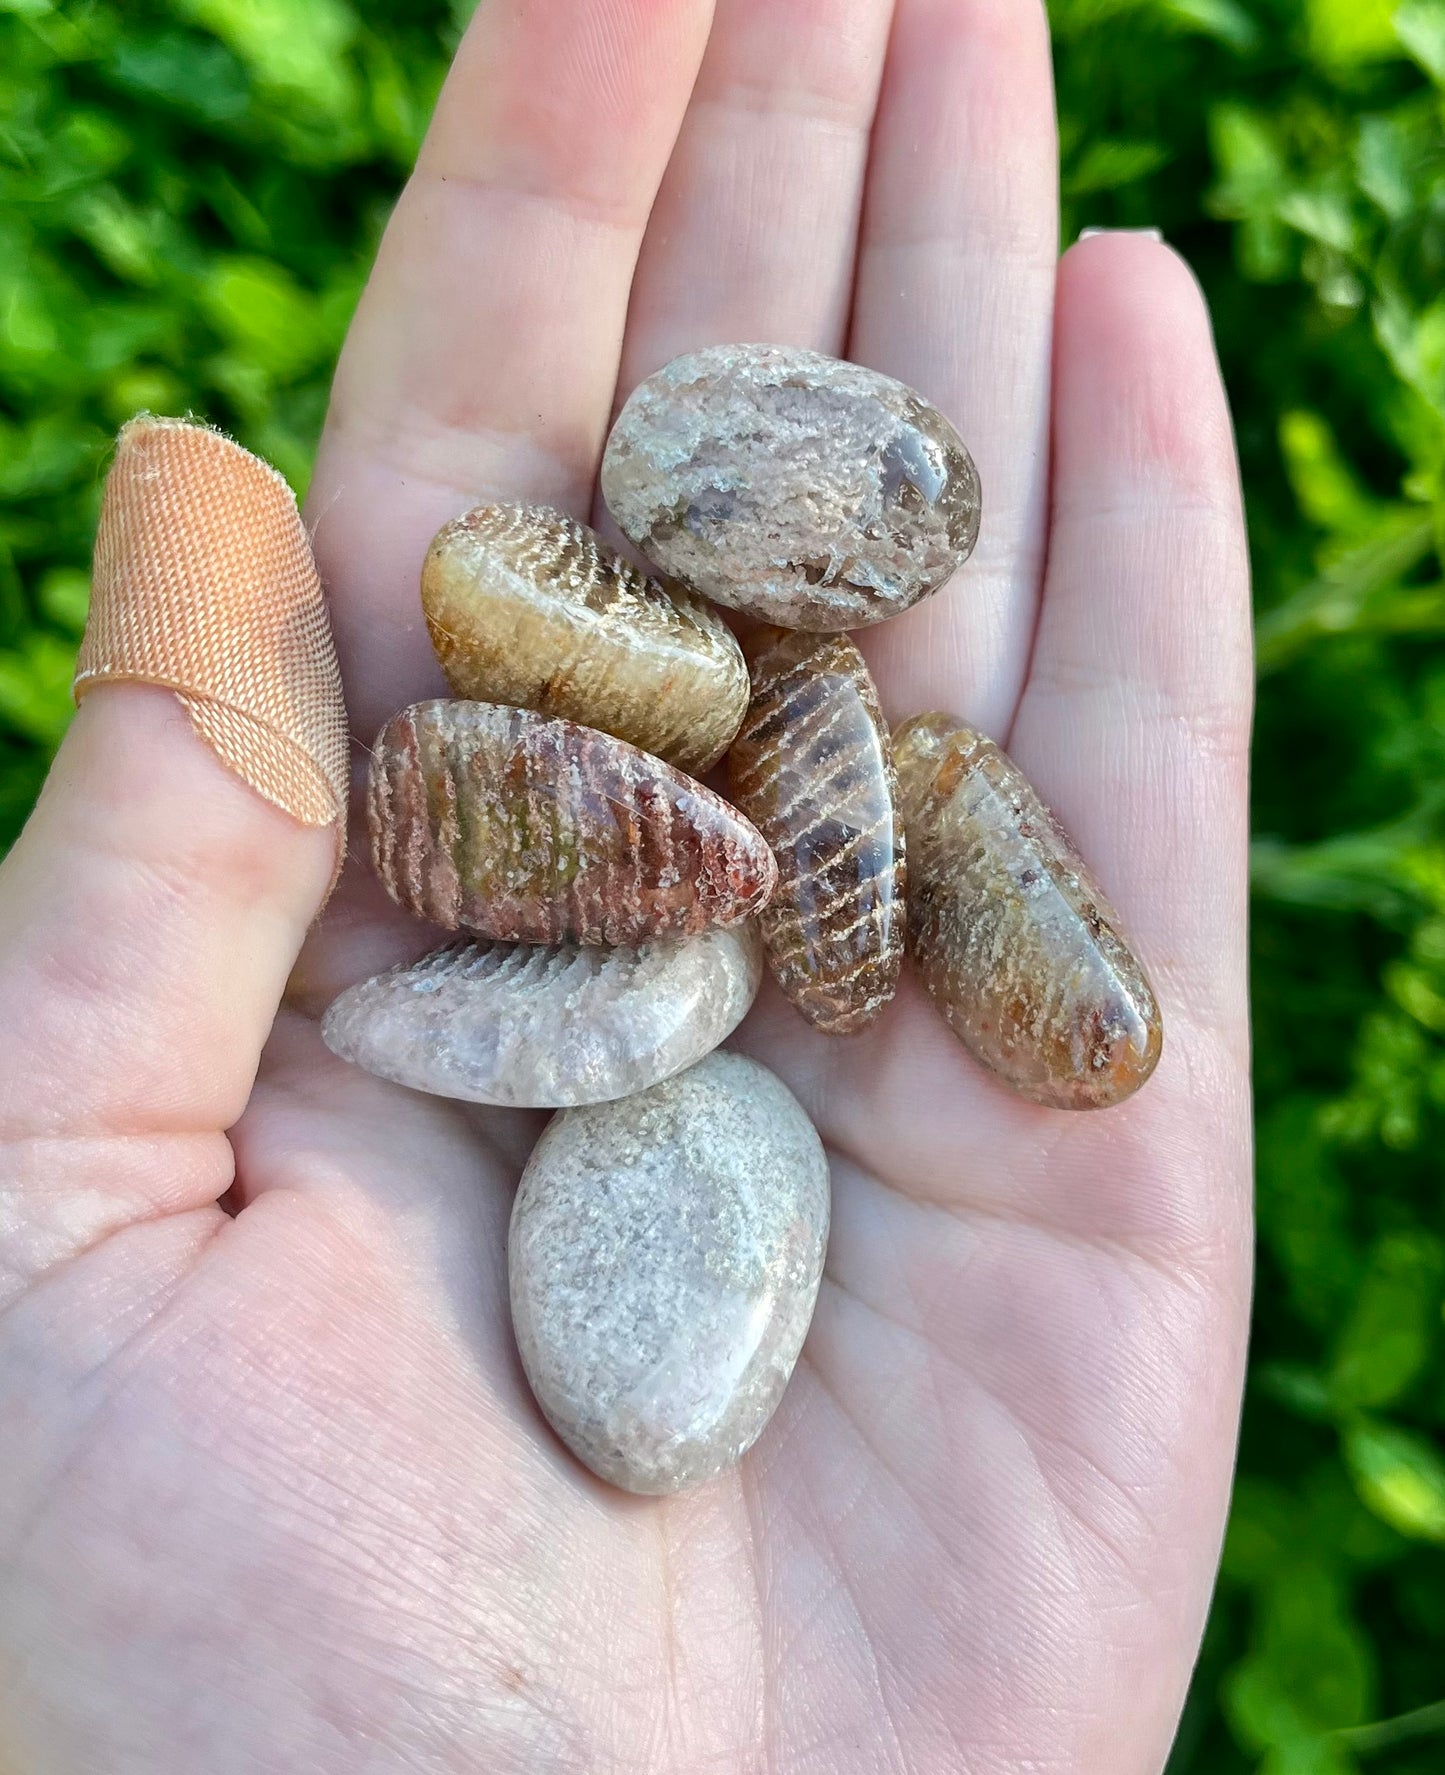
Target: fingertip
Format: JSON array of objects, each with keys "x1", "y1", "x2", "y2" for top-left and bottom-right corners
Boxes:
[{"x1": 1054, "y1": 233, "x2": 1239, "y2": 514}]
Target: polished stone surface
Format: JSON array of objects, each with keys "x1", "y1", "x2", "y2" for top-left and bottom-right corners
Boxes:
[
  {"x1": 601, "y1": 343, "x2": 980, "y2": 630},
  {"x1": 320, "y1": 926, "x2": 762, "y2": 1107},
  {"x1": 422, "y1": 502, "x2": 749, "y2": 775},
  {"x1": 894, "y1": 713, "x2": 1162, "y2": 1109},
  {"x1": 509, "y1": 1051, "x2": 830, "y2": 1494},
  {"x1": 729, "y1": 629, "x2": 905, "y2": 1034},
  {"x1": 369, "y1": 700, "x2": 777, "y2": 945}
]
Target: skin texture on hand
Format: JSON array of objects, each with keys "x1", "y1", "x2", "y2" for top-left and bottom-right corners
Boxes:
[{"x1": 0, "y1": 2, "x2": 1253, "y2": 1772}]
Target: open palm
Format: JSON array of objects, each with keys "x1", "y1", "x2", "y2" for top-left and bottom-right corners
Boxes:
[{"x1": 0, "y1": 1, "x2": 1253, "y2": 1770}]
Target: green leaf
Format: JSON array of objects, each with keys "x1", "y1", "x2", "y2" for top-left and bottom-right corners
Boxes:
[
  {"x1": 1345, "y1": 1420, "x2": 1445, "y2": 1542},
  {"x1": 1208, "y1": 103, "x2": 1287, "y2": 218},
  {"x1": 1159, "y1": 0, "x2": 1258, "y2": 50},
  {"x1": 0, "y1": 631, "x2": 75, "y2": 745},
  {"x1": 1356, "y1": 115, "x2": 1423, "y2": 219},
  {"x1": 1395, "y1": 0, "x2": 1445, "y2": 80},
  {"x1": 1329, "y1": 1233, "x2": 1444, "y2": 1408},
  {"x1": 175, "y1": 0, "x2": 357, "y2": 104},
  {"x1": 198, "y1": 257, "x2": 326, "y2": 380},
  {"x1": 1256, "y1": 512, "x2": 1440, "y2": 670},
  {"x1": 37, "y1": 567, "x2": 88, "y2": 633},
  {"x1": 104, "y1": 29, "x2": 251, "y2": 127},
  {"x1": 1064, "y1": 138, "x2": 1171, "y2": 196},
  {"x1": 1308, "y1": 0, "x2": 1407, "y2": 65},
  {"x1": 1260, "y1": 1742, "x2": 1358, "y2": 1775},
  {"x1": 1279, "y1": 411, "x2": 1380, "y2": 533},
  {"x1": 1223, "y1": 1562, "x2": 1376, "y2": 1747}
]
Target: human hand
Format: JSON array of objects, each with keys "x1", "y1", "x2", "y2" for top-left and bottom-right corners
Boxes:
[{"x1": 0, "y1": 1, "x2": 1252, "y2": 1770}]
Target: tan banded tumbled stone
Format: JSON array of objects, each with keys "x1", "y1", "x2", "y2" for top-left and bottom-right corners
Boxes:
[
  {"x1": 729, "y1": 629, "x2": 905, "y2": 1034},
  {"x1": 601, "y1": 343, "x2": 981, "y2": 630},
  {"x1": 369, "y1": 700, "x2": 777, "y2": 946},
  {"x1": 894, "y1": 713, "x2": 1162, "y2": 1110},
  {"x1": 509, "y1": 1051, "x2": 830, "y2": 1494},
  {"x1": 422, "y1": 503, "x2": 749, "y2": 775},
  {"x1": 320, "y1": 926, "x2": 763, "y2": 1107}
]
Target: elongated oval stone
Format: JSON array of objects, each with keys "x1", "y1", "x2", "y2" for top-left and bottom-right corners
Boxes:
[
  {"x1": 601, "y1": 343, "x2": 981, "y2": 630},
  {"x1": 509, "y1": 1051, "x2": 830, "y2": 1493},
  {"x1": 369, "y1": 701, "x2": 777, "y2": 945},
  {"x1": 729, "y1": 629, "x2": 905, "y2": 1034},
  {"x1": 894, "y1": 713, "x2": 1162, "y2": 1109},
  {"x1": 422, "y1": 503, "x2": 749, "y2": 776},
  {"x1": 320, "y1": 926, "x2": 762, "y2": 1107}
]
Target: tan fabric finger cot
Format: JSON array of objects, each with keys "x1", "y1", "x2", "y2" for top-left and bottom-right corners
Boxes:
[{"x1": 74, "y1": 417, "x2": 349, "y2": 847}]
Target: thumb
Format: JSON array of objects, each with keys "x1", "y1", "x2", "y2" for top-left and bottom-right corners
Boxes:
[{"x1": 0, "y1": 421, "x2": 346, "y2": 1242}]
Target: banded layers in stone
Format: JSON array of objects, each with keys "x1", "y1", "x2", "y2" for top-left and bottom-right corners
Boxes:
[
  {"x1": 894, "y1": 713, "x2": 1162, "y2": 1110},
  {"x1": 369, "y1": 700, "x2": 777, "y2": 945},
  {"x1": 321, "y1": 926, "x2": 762, "y2": 1107},
  {"x1": 729, "y1": 630, "x2": 905, "y2": 1034},
  {"x1": 602, "y1": 343, "x2": 981, "y2": 630},
  {"x1": 422, "y1": 503, "x2": 748, "y2": 775}
]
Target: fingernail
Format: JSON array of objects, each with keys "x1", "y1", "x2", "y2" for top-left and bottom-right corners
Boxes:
[{"x1": 1078, "y1": 227, "x2": 1164, "y2": 242}]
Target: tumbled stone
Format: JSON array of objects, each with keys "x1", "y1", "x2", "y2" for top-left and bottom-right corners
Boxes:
[
  {"x1": 894, "y1": 713, "x2": 1162, "y2": 1109},
  {"x1": 601, "y1": 343, "x2": 981, "y2": 630},
  {"x1": 369, "y1": 701, "x2": 777, "y2": 945},
  {"x1": 729, "y1": 629, "x2": 905, "y2": 1034},
  {"x1": 320, "y1": 926, "x2": 762, "y2": 1108},
  {"x1": 422, "y1": 503, "x2": 749, "y2": 776},
  {"x1": 509, "y1": 1051, "x2": 830, "y2": 1494}
]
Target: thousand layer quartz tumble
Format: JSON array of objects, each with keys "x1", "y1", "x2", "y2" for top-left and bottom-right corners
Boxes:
[
  {"x1": 320, "y1": 926, "x2": 762, "y2": 1108},
  {"x1": 369, "y1": 700, "x2": 777, "y2": 945},
  {"x1": 422, "y1": 503, "x2": 749, "y2": 776},
  {"x1": 601, "y1": 343, "x2": 981, "y2": 630},
  {"x1": 509, "y1": 1051, "x2": 830, "y2": 1494},
  {"x1": 729, "y1": 628, "x2": 906, "y2": 1034},
  {"x1": 894, "y1": 713, "x2": 1162, "y2": 1110}
]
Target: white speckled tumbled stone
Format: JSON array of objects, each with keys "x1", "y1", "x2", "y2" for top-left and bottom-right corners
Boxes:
[
  {"x1": 320, "y1": 927, "x2": 762, "y2": 1108},
  {"x1": 509, "y1": 1051, "x2": 830, "y2": 1493}
]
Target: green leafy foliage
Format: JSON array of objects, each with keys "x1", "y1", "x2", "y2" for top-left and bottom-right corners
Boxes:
[{"x1": 1, "y1": 0, "x2": 1444, "y2": 1767}]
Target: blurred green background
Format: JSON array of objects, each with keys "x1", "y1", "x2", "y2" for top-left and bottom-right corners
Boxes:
[{"x1": 2, "y1": 0, "x2": 1444, "y2": 1768}]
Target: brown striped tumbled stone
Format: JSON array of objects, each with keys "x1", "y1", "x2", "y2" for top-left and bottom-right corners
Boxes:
[
  {"x1": 321, "y1": 926, "x2": 762, "y2": 1107},
  {"x1": 369, "y1": 701, "x2": 777, "y2": 945},
  {"x1": 729, "y1": 629, "x2": 905, "y2": 1034},
  {"x1": 893, "y1": 713, "x2": 1162, "y2": 1110},
  {"x1": 422, "y1": 503, "x2": 749, "y2": 775},
  {"x1": 601, "y1": 344, "x2": 981, "y2": 630}
]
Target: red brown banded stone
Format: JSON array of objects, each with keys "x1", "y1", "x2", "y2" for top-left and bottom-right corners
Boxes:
[
  {"x1": 369, "y1": 700, "x2": 778, "y2": 946},
  {"x1": 893, "y1": 713, "x2": 1162, "y2": 1110},
  {"x1": 728, "y1": 629, "x2": 905, "y2": 1034},
  {"x1": 601, "y1": 344, "x2": 981, "y2": 630},
  {"x1": 421, "y1": 503, "x2": 749, "y2": 775}
]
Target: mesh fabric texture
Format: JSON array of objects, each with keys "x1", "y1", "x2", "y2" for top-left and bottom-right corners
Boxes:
[{"x1": 75, "y1": 416, "x2": 349, "y2": 838}]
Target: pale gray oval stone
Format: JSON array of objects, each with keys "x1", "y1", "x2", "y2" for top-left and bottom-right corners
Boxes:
[
  {"x1": 601, "y1": 342, "x2": 981, "y2": 630},
  {"x1": 320, "y1": 926, "x2": 762, "y2": 1108},
  {"x1": 510, "y1": 1051, "x2": 830, "y2": 1493}
]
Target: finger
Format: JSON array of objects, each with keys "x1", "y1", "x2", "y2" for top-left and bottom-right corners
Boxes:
[
  {"x1": 848, "y1": 0, "x2": 1058, "y2": 737},
  {"x1": 614, "y1": 0, "x2": 895, "y2": 391},
  {"x1": 0, "y1": 690, "x2": 336, "y2": 1291},
  {"x1": 1009, "y1": 234, "x2": 1252, "y2": 1046},
  {"x1": 0, "y1": 422, "x2": 343, "y2": 1293},
  {"x1": 308, "y1": 0, "x2": 715, "y2": 737}
]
